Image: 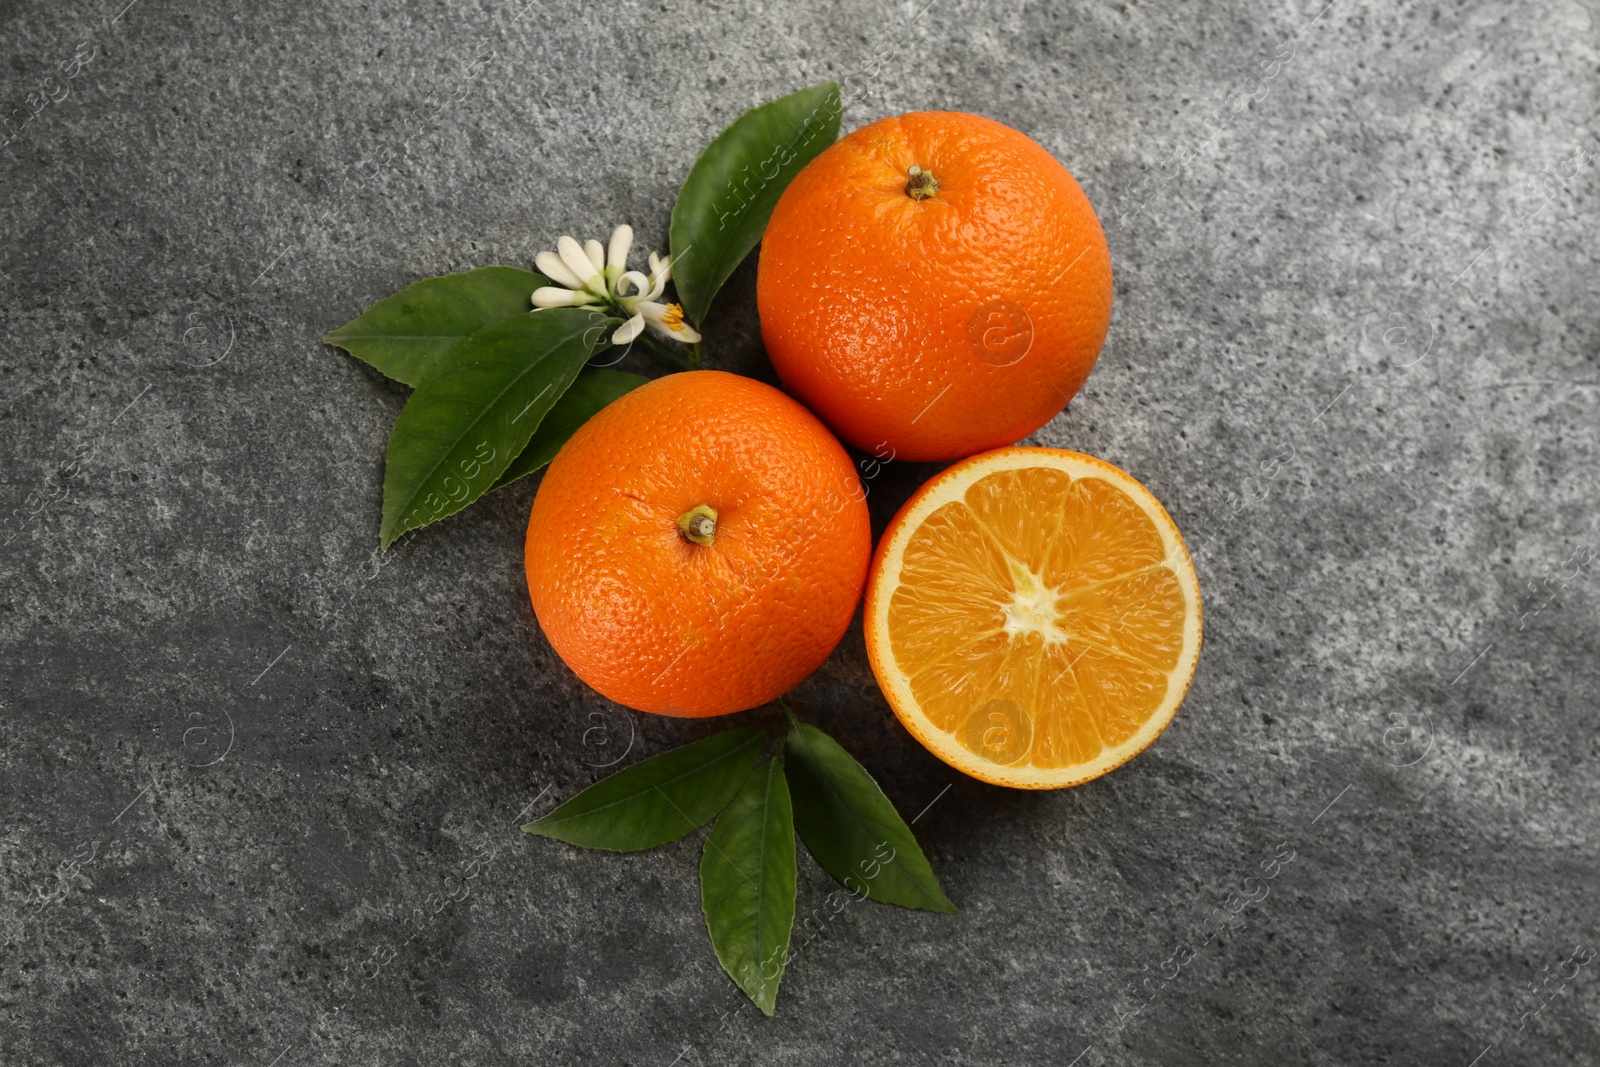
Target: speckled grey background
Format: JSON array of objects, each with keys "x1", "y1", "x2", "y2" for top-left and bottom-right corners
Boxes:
[{"x1": 3, "y1": 0, "x2": 1598, "y2": 1063}]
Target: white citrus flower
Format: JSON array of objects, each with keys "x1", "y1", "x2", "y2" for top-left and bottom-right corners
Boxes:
[{"x1": 531, "y1": 225, "x2": 700, "y2": 346}]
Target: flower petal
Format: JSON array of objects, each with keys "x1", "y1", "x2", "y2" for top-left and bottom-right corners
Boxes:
[
  {"x1": 614, "y1": 269, "x2": 652, "y2": 299},
  {"x1": 532, "y1": 286, "x2": 592, "y2": 308},
  {"x1": 558, "y1": 235, "x2": 601, "y2": 288},
  {"x1": 607, "y1": 225, "x2": 633, "y2": 272},
  {"x1": 640, "y1": 252, "x2": 671, "y2": 300},
  {"x1": 655, "y1": 320, "x2": 702, "y2": 343},
  {"x1": 584, "y1": 239, "x2": 605, "y2": 272},
  {"x1": 612, "y1": 313, "x2": 645, "y2": 344},
  {"x1": 535, "y1": 250, "x2": 587, "y2": 291},
  {"x1": 639, "y1": 300, "x2": 702, "y2": 343}
]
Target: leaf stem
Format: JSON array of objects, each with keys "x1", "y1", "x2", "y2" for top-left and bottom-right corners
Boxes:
[{"x1": 635, "y1": 332, "x2": 699, "y2": 371}]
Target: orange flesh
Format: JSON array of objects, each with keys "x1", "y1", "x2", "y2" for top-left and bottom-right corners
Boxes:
[{"x1": 886, "y1": 469, "x2": 1190, "y2": 770}]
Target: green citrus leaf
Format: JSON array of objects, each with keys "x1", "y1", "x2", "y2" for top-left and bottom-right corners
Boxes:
[
  {"x1": 700, "y1": 757, "x2": 797, "y2": 1016},
  {"x1": 491, "y1": 367, "x2": 650, "y2": 490},
  {"x1": 524, "y1": 728, "x2": 766, "y2": 851},
  {"x1": 668, "y1": 82, "x2": 842, "y2": 327},
  {"x1": 379, "y1": 308, "x2": 607, "y2": 549},
  {"x1": 785, "y1": 721, "x2": 956, "y2": 913},
  {"x1": 323, "y1": 266, "x2": 546, "y2": 386}
]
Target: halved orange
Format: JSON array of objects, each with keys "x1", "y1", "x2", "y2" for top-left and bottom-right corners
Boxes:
[{"x1": 865, "y1": 447, "x2": 1202, "y2": 789}]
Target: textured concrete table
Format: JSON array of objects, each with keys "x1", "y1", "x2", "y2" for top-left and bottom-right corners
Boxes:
[{"x1": 3, "y1": 1, "x2": 1598, "y2": 1064}]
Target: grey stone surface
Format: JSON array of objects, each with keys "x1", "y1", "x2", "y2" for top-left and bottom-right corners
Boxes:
[{"x1": 2, "y1": 0, "x2": 1598, "y2": 1063}]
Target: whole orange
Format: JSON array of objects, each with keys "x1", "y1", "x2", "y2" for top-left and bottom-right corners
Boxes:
[
  {"x1": 757, "y1": 111, "x2": 1113, "y2": 463},
  {"x1": 525, "y1": 370, "x2": 871, "y2": 717}
]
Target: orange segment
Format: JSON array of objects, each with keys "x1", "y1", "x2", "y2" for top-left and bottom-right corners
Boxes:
[
  {"x1": 1044, "y1": 476, "x2": 1169, "y2": 594},
  {"x1": 888, "y1": 502, "x2": 1011, "y2": 667},
  {"x1": 1057, "y1": 567, "x2": 1187, "y2": 669},
  {"x1": 866, "y1": 447, "x2": 1202, "y2": 789}
]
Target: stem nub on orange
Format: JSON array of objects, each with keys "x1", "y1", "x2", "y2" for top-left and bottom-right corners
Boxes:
[
  {"x1": 866, "y1": 448, "x2": 1201, "y2": 789},
  {"x1": 758, "y1": 111, "x2": 1113, "y2": 463},
  {"x1": 526, "y1": 370, "x2": 871, "y2": 717}
]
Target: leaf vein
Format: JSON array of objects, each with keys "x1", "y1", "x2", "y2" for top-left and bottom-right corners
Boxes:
[{"x1": 537, "y1": 733, "x2": 761, "y2": 825}]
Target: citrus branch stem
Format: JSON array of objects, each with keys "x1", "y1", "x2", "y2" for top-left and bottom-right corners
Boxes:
[{"x1": 636, "y1": 332, "x2": 699, "y2": 370}]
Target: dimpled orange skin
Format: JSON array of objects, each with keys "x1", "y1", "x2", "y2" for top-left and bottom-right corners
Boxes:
[
  {"x1": 758, "y1": 111, "x2": 1113, "y2": 463},
  {"x1": 524, "y1": 370, "x2": 871, "y2": 717}
]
